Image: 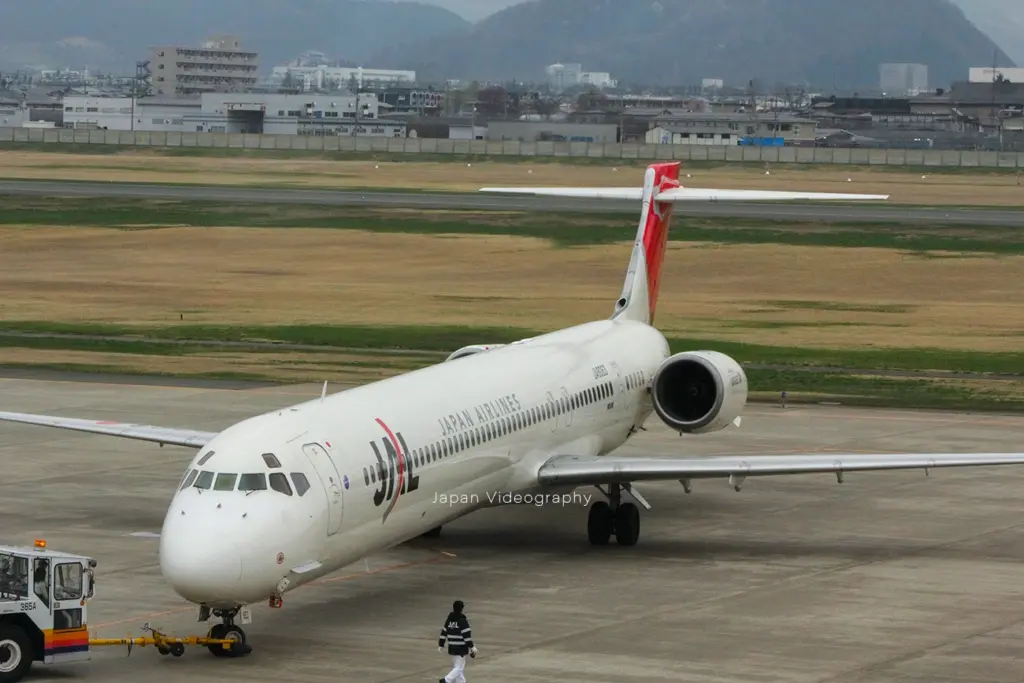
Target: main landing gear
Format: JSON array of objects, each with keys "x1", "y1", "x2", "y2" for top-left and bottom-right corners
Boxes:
[
  {"x1": 587, "y1": 483, "x2": 640, "y2": 547},
  {"x1": 198, "y1": 606, "x2": 252, "y2": 658}
]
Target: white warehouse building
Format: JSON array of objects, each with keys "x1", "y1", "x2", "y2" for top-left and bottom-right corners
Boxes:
[
  {"x1": 62, "y1": 92, "x2": 406, "y2": 137},
  {"x1": 270, "y1": 65, "x2": 416, "y2": 90}
]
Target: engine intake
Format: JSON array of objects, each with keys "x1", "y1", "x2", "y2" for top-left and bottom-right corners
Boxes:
[{"x1": 651, "y1": 351, "x2": 747, "y2": 434}]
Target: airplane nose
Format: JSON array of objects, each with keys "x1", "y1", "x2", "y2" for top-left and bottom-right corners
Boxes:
[{"x1": 159, "y1": 522, "x2": 243, "y2": 605}]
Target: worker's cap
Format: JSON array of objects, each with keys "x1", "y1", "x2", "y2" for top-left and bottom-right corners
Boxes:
[{"x1": 453, "y1": 600, "x2": 465, "y2": 612}]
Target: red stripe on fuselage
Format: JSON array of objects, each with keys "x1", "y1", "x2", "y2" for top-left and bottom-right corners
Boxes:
[
  {"x1": 375, "y1": 418, "x2": 405, "y2": 517},
  {"x1": 641, "y1": 162, "x2": 681, "y2": 324}
]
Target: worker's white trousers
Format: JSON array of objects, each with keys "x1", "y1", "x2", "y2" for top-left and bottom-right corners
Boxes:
[{"x1": 444, "y1": 654, "x2": 467, "y2": 683}]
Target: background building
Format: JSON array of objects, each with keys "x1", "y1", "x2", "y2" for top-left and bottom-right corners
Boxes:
[
  {"x1": 150, "y1": 35, "x2": 259, "y2": 95},
  {"x1": 969, "y1": 67, "x2": 1024, "y2": 83},
  {"x1": 60, "y1": 92, "x2": 406, "y2": 137},
  {"x1": 270, "y1": 65, "x2": 416, "y2": 90},
  {"x1": 879, "y1": 63, "x2": 929, "y2": 95}
]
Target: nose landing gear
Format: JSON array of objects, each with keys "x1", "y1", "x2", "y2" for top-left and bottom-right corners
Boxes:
[
  {"x1": 204, "y1": 607, "x2": 252, "y2": 658},
  {"x1": 587, "y1": 483, "x2": 640, "y2": 546}
]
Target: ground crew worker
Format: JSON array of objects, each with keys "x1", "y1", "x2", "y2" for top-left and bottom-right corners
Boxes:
[{"x1": 438, "y1": 599, "x2": 477, "y2": 683}]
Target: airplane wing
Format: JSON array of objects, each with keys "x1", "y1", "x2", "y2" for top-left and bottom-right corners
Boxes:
[
  {"x1": 537, "y1": 452, "x2": 1024, "y2": 488},
  {"x1": 0, "y1": 411, "x2": 216, "y2": 448}
]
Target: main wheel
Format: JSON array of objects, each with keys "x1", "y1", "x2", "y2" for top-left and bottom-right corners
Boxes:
[
  {"x1": 614, "y1": 503, "x2": 640, "y2": 547},
  {"x1": 587, "y1": 501, "x2": 613, "y2": 545},
  {"x1": 0, "y1": 623, "x2": 33, "y2": 683}
]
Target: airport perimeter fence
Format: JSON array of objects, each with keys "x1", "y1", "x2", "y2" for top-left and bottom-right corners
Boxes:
[{"x1": 4, "y1": 126, "x2": 1024, "y2": 168}]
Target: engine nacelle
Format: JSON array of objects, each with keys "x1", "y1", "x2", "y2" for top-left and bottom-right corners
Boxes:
[
  {"x1": 650, "y1": 351, "x2": 748, "y2": 435},
  {"x1": 445, "y1": 344, "x2": 506, "y2": 362}
]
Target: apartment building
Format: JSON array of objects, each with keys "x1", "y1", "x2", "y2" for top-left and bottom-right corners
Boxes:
[{"x1": 150, "y1": 35, "x2": 259, "y2": 96}]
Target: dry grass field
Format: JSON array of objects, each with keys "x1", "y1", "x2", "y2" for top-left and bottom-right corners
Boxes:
[
  {"x1": 2, "y1": 225, "x2": 1022, "y2": 353},
  {"x1": 2, "y1": 150, "x2": 1024, "y2": 206}
]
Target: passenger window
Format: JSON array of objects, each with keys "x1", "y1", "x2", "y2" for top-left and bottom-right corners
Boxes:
[
  {"x1": 291, "y1": 473, "x2": 311, "y2": 496},
  {"x1": 262, "y1": 453, "x2": 282, "y2": 468},
  {"x1": 54, "y1": 563, "x2": 83, "y2": 601},
  {"x1": 197, "y1": 450, "x2": 215, "y2": 466},
  {"x1": 430, "y1": 444, "x2": 437, "y2": 461},
  {"x1": 179, "y1": 469, "x2": 198, "y2": 491},
  {"x1": 363, "y1": 468, "x2": 369, "y2": 486},
  {"x1": 269, "y1": 473, "x2": 293, "y2": 496},
  {"x1": 193, "y1": 471, "x2": 214, "y2": 489},
  {"x1": 370, "y1": 467, "x2": 376, "y2": 483},
  {"x1": 446, "y1": 437, "x2": 454, "y2": 454},
  {"x1": 238, "y1": 473, "x2": 267, "y2": 491},
  {"x1": 214, "y1": 473, "x2": 237, "y2": 491}
]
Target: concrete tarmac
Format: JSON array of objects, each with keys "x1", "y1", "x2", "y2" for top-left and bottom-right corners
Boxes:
[
  {"x1": 0, "y1": 179, "x2": 1021, "y2": 225},
  {"x1": 3, "y1": 375, "x2": 1024, "y2": 682}
]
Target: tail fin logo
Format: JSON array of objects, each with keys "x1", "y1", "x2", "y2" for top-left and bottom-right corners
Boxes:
[{"x1": 641, "y1": 163, "x2": 681, "y2": 324}]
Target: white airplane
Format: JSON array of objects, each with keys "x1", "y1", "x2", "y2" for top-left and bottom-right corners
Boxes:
[{"x1": 3, "y1": 161, "x2": 1023, "y2": 657}]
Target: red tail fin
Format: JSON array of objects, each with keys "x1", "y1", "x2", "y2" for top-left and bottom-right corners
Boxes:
[{"x1": 611, "y1": 162, "x2": 680, "y2": 325}]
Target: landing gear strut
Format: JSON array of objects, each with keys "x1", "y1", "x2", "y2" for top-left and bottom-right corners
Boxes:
[
  {"x1": 587, "y1": 483, "x2": 640, "y2": 547},
  {"x1": 203, "y1": 607, "x2": 252, "y2": 658}
]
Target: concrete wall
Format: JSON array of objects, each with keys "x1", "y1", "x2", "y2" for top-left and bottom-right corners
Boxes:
[{"x1": 3, "y1": 126, "x2": 1024, "y2": 167}]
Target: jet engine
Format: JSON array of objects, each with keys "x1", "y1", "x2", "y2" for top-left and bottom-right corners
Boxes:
[
  {"x1": 445, "y1": 344, "x2": 506, "y2": 362},
  {"x1": 650, "y1": 351, "x2": 748, "y2": 434}
]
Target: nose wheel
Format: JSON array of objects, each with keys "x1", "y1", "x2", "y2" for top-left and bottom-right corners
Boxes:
[
  {"x1": 206, "y1": 608, "x2": 252, "y2": 658},
  {"x1": 587, "y1": 484, "x2": 640, "y2": 546}
]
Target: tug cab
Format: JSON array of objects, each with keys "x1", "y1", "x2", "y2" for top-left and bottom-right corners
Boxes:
[{"x1": 0, "y1": 540, "x2": 95, "y2": 683}]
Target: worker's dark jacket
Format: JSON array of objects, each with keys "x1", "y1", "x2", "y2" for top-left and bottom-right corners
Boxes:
[{"x1": 438, "y1": 611, "x2": 474, "y2": 656}]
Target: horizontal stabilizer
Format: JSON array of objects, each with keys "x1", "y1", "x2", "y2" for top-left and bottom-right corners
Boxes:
[{"x1": 479, "y1": 186, "x2": 889, "y2": 202}]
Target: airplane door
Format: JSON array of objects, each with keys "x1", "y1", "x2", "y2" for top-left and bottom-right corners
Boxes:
[{"x1": 302, "y1": 443, "x2": 343, "y2": 536}]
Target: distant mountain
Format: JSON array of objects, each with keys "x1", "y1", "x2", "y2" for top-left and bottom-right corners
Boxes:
[
  {"x1": 420, "y1": 0, "x2": 524, "y2": 21},
  {"x1": 951, "y1": 0, "x2": 1024, "y2": 65},
  {"x1": 0, "y1": 0, "x2": 470, "y2": 73},
  {"x1": 374, "y1": 0, "x2": 1015, "y2": 88}
]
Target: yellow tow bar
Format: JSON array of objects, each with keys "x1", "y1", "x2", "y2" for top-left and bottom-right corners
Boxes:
[{"x1": 89, "y1": 623, "x2": 242, "y2": 658}]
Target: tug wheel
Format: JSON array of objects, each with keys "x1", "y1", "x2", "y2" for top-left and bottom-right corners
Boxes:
[
  {"x1": 170, "y1": 642, "x2": 185, "y2": 658},
  {"x1": 0, "y1": 623, "x2": 33, "y2": 683}
]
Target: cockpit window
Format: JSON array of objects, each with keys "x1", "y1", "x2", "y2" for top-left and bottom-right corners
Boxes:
[
  {"x1": 261, "y1": 453, "x2": 282, "y2": 469},
  {"x1": 179, "y1": 469, "x2": 198, "y2": 491},
  {"x1": 238, "y1": 473, "x2": 267, "y2": 491},
  {"x1": 214, "y1": 473, "x2": 237, "y2": 491},
  {"x1": 197, "y1": 450, "x2": 215, "y2": 466},
  {"x1": 291, "y1": 473, "x2": 310, "y2": 496},
  {"x1": 269, "y1": 473, "x2": 293, "y2": 496},
  {"x1": 193, "y1": 470, "x2": 214, "y2": 490}
]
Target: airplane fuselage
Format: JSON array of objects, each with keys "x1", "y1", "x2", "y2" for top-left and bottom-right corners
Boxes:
[{"x1": 159, "y1": 319, "x2": 670, "y2": 607}]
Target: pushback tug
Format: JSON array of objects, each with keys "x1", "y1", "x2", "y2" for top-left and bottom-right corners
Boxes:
[{"x1": 0, "y1": 540, "x2": 240, "y2": 683}]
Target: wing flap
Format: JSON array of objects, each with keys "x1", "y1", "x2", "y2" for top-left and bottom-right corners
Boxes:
[
  {"x1": 537, "y1": 452, "x2": 1024, "y2": 486},
  {"x1": 0, "y1": 411, "x2": 216, "y2": 448}
]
